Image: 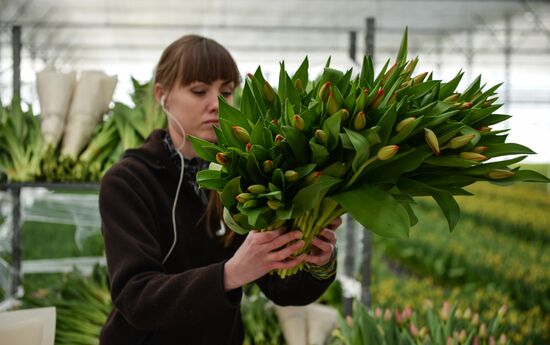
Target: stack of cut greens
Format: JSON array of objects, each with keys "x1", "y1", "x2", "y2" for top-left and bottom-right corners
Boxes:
[{"x1": 190, "y1": 29, "x2": 549, "y2": 278}]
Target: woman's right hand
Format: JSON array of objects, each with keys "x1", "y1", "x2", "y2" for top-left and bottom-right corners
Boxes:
[{"x1": 223, "y1": 229, "x2": 304, "y2": 291}]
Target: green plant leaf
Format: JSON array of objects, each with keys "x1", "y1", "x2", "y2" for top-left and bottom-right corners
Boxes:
[
  {"x1": 331, "y1": 185, "x2": 409, "y2": 238},
  {"x1": 291, "y1": 175, "x2": 341, "y2": 218}
]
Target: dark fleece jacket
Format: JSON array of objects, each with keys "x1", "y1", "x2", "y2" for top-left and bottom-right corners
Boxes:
[{"x1": 99, "y1": 129, "x2": 335, "y2": 345}]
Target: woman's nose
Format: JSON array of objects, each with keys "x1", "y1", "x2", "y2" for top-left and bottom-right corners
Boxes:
[{"x1": 208, "y1": 94, "x2": 219, "y2": 113}]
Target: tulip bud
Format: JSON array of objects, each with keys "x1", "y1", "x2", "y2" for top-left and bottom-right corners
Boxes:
[
  {"x1": 382, "y1": 63, "x2": 397, "y2": 85},
  {"x1": 395, "y1": 117, "x2": 416, "y2": 132},
  {"x1": 353, "y1": 111, "x2": 366, "y2": 130},
  {"x1": 284, "y1": 170, "x2": 299, "y2": 182},
  {"x1": 479, "y1": 323, "x2": 488, "y2": 339},
  {"x1": 377, "y1": 145, "x2": 399, "y2": 160},
  {"x1": 388, "y1": 92, "x2": 397, "y2": 105},
  {"x1": 293, "y1": 114, "x2": 305, "y2": 130},
  {"x1": 444, "y1": 93, "x2": 460, "y2": 102},
  {"x1": 403, "y1": 306, "x2": 413, "y2": 321},
  {"x1": 486, "y1": 169, "x2": 515, "y2": 180},
  {"x1": 460, "y1": 102, "x2": 474, "y2": 110},
  {"x1": 489, "y1": 337, "x2": 497, "y2": 345},
  {"x1": 267, "y1": 200, "x2": 282, "y2": 210},
  {"x1": 327, "y1": 92, "x2": 340, "y2": 115},
  {"x1": 472, "y1": 313, "x2": 480, "y2": 326},
  {"x1": 356, "y1": 88, "x2": 368, "y2": 112},
  {"x1": 263, "y1": 81, "x2": 277, "y2": 103},
  {"x1": 455, "y1": 308, "x2": 463, "y2": 319},
  {"x1": 248, "y1": 184, "x2": 267, "y2": 194},
  {"x1": 424, "y1": 128, "x2": 440, "y2": 155},
  {"x1": 236, "y1": 193, "x2": 255, "y2": 203},
  {"x1": 446, "y1": 336, "x2": 453, "y2": 345},
  {"x1": 472, "y1": 146, "x2": 488, "y2": 153},
  {"x1": 478, "y1": 126, "x2": 492, "y2": 133},
  {"x1": 216, "y1": 152, "x2": 228, "y2": 166},
  {"x1": 245, "y1": 143, "x2": 252, "y2": 152},
  {"x1": 399, "y1": 80, "x2": 413, "y2": 89},
  {"x1": 498, "y1": 305, "x2": 508, "y2": 318},
  {"x1": 405, "y1": 58, "x2": 418, "y2": 74},
  {"x1": 243, "y1": 199, "x2": 259, "y2": 208},
  {"x1": 275, "y1": 134, "x2": 284, "y2": 144},
  {"x1": 232, "y1": 125, "x2": 250, "y2": 143},
  {"x1": 294, "y1": 79, "x2": 304, "y2": 93},
  {"x1": 305, "y1": 171, "x2": 322, "y2": 184},
  {"x1": 459, "y1": 330, "x2": 467, "y2": 343},
  {"x1": 410, "y1": 324, "x2": 419, "y2": 337},
  {"x1": 262, "y1": 160, "x2": 274, "y2": 173},
  {"x1": 498, "y1": 334, "x2": 507, "y2": 345},
  {"x1": 370, "y1": 89, "x2": 385, "y2": 109},
  {"x1": 340, "y1": 109, "x2": 350, "y2": 121},
  {"x1": 419, "y1": 327, "x2": 428, "y2": 339},
  {"x1": 412, "y1": 72, "x2": 428, "y2": 85},
  {"x1": 383, "y1": 308, "x2": 391, "y2": 321},
  {"x1": 375, "y1": 307, "x2": 382, "y2": 318},
  {"x1": 315, "y1": 129, "x2": 328, "y2": 145},
  {"x1": 463, "y1": 308, "x2": 472, "y2": 320},
  {"x1": 447, "y1": 134, "x2": 475, "y2": 149},
  {"x1": 459, "y1": 152, "x2": 488, "y2": 162},
  {"x1": 319, "y1": 81, "x2": 331, "y2": 101},
  {"x1": 440, "y1": 301, "x2": 451, "y2": 321},
  {"x1": 246, "y1": 73, "x2": 254, "y2": 80},
  {"x1": 271, "y1": 119, "x2": 279, "y2": 126}
]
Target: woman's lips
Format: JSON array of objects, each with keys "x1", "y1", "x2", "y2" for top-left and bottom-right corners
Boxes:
[{"x1": 205, "y1": 120, "x2": 219, "y2": 125}]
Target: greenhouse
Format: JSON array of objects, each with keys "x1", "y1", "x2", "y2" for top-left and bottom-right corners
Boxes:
[{"x1": 1, "y1": 0, "x2": 549, "y2": 344}]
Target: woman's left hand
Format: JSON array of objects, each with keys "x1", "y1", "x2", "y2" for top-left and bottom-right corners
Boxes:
[{"x1": 303, "y1": 216, "x2": 342, "y2": 267}]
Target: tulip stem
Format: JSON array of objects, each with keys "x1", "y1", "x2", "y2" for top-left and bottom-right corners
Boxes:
[{"x1": 344, "y1": 156, "x2": 379, "y2": 190}]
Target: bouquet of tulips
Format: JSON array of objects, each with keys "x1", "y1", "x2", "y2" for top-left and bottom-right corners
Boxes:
[{"x1": 189, "y1": 29, "x2": 548, "y2": 278}]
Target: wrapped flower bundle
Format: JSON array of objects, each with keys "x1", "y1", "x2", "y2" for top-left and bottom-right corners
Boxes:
[{"x1": 189, "y1": 29, "x2": 549, "y2": 278}]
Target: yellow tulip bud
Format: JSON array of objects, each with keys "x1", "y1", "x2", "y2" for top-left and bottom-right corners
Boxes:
[
  {"x1": 412, "y1": 72, "x2": 428, "y2": 85},
  {"x1": 236, "y1": 193, "x2": 255, "y2": 203},
  {"x1": 263, "y1": 81, "x2": 277, "y2": 103},
  {"x1": 463, "y1": 308, "x2": 472, "y2": 320},
  {"x1": 472, "y1": 146, "x2": 488, "y2": 153},
  {"x1": 440, "y1": 301, "x2": 451, "y2": 321},
  {"x1": 315, "y1": 129, "x2": 328, "y2": 145},
  {"x1": 382, "y1": 63, "x2": 397, "y2": 85},
  {"x1": 395, "y1": 117, "x2": 416, "y2": 132},
  {"x1": 275, "y1": 134, "x2": 284, "y2": 144},
  {"x1": 498, "y1": 305, "x2": 508, "y2": 318},
  {"x1": 447, "y1": 134, "x2": 475, "y2": 149},
  {"x1": 399, "y1": 80, "x2": 413, "y2": 89},
  {"x1": 327, "y1": 92, "x2": 340, "y2": 115},
  {"x1": 293, "y1": 114, "x2": 305, "y2": 130},
  {"x1": 472, "y1": 313, "x2": 480, "y2": 326},
  {"x1": 305, "y1": 171, "x2": 322, "y2": 184},
  {"x1": 486, "y1": 169, "x2": 515, "y2": 180},
  {"x1": 498, "y1": 334, "x2": 508, "y2": 345},
  {"x1": 267, "y1": 200, "x2": 282, "y2": 210},
  {"x1": 262, "y1": 160, "x2": 273, "y2": 173},
  {"x1": 232, "y1": 125, "x2": 250, "y2": 143},
  {"x1": 353, "y1": 111, "x2": 366, "y2": 130},
  {"x1": 370, "y1": 89, "x2": 385, "y2": 109},
  {"x1": 243, "y1": 199, "x2": 259, "y2": 208},
  {"x1": 247, "y1": 184, "x2": 267, "y2": 194},
  {"x1": 479, "y1": 323, "x2": 488, "y2": 339},
  {"x1": 459, "y1": 152, "x2": 488, "y2": 161},
  {"x1": 319, "y1": 81, "x2": 331, "y2": 102},
  {"x1": 271, "y1": 119, "x2": 279, "y2": 126},
  {"x1": 477, "y1": 126, "x2": 492, "y2": 133},
  {"x1": 424, "y1": 128, "x2": 440, "y2": 155},
  {"x1": 377, "y1": 145, "x2": 399, "y2": 160},
  {"x1": 284, "y1": 170, "x2": 299, "y2": 182},
  {"x1": 294, "y1": 79, "x2": 304, "y2": 93},
  {"x1": 459, "y1": 330, "x2": 467, "y2": 343},
  {"x1": 216, "y1": 152, "x2": 228, "y2": 166},
  {"x1": 443, "y1": 93, "x2": 460, "y2": 102},
  {"x1": 460, "y1": 101, "x2": 474, "y2": 110}
]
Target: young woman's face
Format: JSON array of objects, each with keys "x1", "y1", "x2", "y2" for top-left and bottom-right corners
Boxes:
[{"x1": 163, "y1": 79, "x2": 235, "y2": 143}]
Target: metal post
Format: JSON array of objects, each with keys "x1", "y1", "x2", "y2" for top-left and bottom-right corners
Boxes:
[
  {"x1": 359, "y1": 16, "x2": 375, "y2": 310},
  {"x1": 10, "y1": 187, "x2": 22, "y2": 297},
  {"x1": 349, "y1": 31, "x2": 357, "y2": 63},
  {"x1": 342, "y1": 214, "x2": 356, "y2": 316},
  {"x1": 12, "y1": 25, "x2": 21, "y2": 97}
]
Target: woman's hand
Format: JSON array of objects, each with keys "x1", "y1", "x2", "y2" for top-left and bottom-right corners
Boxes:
[
  {"x1": 303, "y1": 216, "x2": 342, "y2": 267},
  {"x1": 224, "y1": 229, "x2": 305, "y2": 291}
]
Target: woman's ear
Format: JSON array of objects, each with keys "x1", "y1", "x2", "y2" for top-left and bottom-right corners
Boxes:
[{"x1": 154, "y1": 83, "x2": 165, "y2": 104}]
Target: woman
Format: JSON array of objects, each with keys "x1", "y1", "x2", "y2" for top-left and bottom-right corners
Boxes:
[{"x1": 99, "y1": 35, "x2": 341, "y2": 345}]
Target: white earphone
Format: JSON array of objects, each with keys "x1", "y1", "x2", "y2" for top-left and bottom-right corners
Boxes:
[{"x1": 160, "y1": 94, "x2": 186, "y2": 264}]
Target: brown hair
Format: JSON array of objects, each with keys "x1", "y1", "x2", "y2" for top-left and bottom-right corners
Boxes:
[{"x1": 154, "y1": 35, "x2": 240, "y2": 247}]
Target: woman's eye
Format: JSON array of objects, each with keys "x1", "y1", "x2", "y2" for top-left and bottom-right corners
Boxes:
[
  {"x1": 221, "y1": 91, "x2": 233, "y2": 98},
  {"x1": 191, "y1": 90, "x2": 206, "y2": 96}
]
